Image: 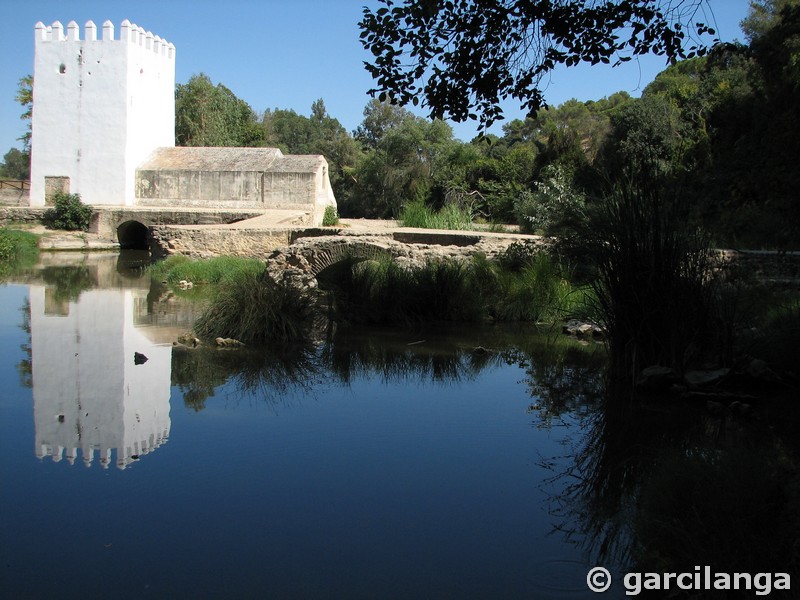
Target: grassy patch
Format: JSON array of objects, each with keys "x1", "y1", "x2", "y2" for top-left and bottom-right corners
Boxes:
[
  {"x1": 149, "y1": 255, "x2": 264, "y2": 286},
  {"x1": 0, "y1": 228, "x2": 39, "y2": 277},
  {"x1": 399, "y1": 200, "x2": 473, "y2": 230}
]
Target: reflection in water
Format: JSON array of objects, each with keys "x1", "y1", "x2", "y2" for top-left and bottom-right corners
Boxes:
[
  {"x1": 27, "y1": 253, "x2": 182, "y2": 470},
  {"x1": 550, "y1": 389, "x2": 800, "y2": 596},
  {"x1": 31, "y1": 284, "x2": 172, "y2": 469}
]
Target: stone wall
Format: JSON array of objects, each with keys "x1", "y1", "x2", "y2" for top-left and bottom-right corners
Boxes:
[
  {"x1": 0, "y1": 207, "x2": 46, "y2": 224},
  {"x1": 719, "y1": 249, "x2": 800, "y2": 290},
  {"x1": 148, "y1": 225, "x2": 292, "y2": 259}
]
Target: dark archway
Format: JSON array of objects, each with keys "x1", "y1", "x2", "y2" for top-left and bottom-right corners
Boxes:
[{"x1": 117, "y1": 220, "x2": 150, "y2": 250}]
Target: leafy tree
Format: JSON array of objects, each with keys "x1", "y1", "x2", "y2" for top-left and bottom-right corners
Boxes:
[
  {"x1": 0, "y1": 148, "x2": 30, "y2": 180},
  {"x1": 175, "y1": 73, "x2": 261, "y2": 147},
  {"x1": 353, "y1": 98, "x2": 416, "y2": 149},
  {"x1": 741, "y1": 0, "x2": 800, "y2": 41},
  {"x1": 359, "y1": 0, "x2": 717, "y2": 129},
  {"x1": 262, "y1": 100, "x2": 362, "y2": 210},
  {"x1": 348, "y1": 116, "x2": 464, "y2": 217},
  {"x1": 15, "y1": 75, "x2": 33, "y2": 152},
  {"x1": 598, "y1": 94, "x2": 688, "y2": 183}
]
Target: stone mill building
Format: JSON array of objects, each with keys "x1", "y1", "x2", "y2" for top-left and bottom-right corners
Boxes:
[{"x1": 28, "y1": 19, "x2": 336, "y2": 225}]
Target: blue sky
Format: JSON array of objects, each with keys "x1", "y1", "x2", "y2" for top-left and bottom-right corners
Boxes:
[{"x1": 1, "y1": 0, "x2": 752, "y2": 155}]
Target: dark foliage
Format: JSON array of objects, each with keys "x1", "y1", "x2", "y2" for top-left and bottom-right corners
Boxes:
[{"x1": 359, "y1": 0, "x2": 717, "y2": 129}]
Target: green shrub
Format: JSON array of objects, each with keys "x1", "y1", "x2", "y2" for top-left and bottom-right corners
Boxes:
[
  {"x1": 514, "y1": 165, "x2": 586, "y2": 235},
  {"x1": 322, "y1": 205, "x2": 340, "y2": 226},
  {"x1": 43, "y1": 192, "x2": 93, "y2": 231},
  {"x1": 497, "y1": 241, "x2": 541, "y2": 273}
]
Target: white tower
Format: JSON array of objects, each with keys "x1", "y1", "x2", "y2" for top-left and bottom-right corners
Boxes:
[{"x1": 29, "y1": 20, "x2": 175, "y2": 207}]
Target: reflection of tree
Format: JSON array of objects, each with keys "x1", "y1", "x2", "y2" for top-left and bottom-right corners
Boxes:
[
  {"x1": 171, "y1": 344, "x2": 319, "y2": 411},
  {"x1": 171, "y1": 325, "x2": 606, "y2": 413},
  {"x1": 40, "y1": 265, "x2": 94, "y2": 303},
  {"x1": 16, "y1": 298, "x2": 32, "y2": 388},
  {"x1": 511, "y1": 340, "x2": 606, "y2": 424},
  {"x1": 321, "y1": 330, "x2": 499, "y2": 386},
  {"x1": 549, "y1": 390, "x2": 800, "y2": 596}
]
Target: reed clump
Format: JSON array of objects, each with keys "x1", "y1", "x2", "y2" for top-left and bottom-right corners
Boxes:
[
  {"x1": 194, "y1": 269, "x2": 313, "y2": 346},
  {"x1": 399, "y1": 200, "x2": 474, "y2": 230}
]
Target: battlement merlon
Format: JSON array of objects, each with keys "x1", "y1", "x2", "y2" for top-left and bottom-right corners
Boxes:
[{"x1": 34, "y1": 20, "x2": 175, "y2": 60}]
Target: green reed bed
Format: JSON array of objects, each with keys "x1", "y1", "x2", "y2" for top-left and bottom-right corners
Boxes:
[
  {"x1": 323, "y1": 246, "x2": 587, "y2": 326},
  {"x1": 193, "y1": 269, "x2": 312, "y2": 346},
  {"x1": 149, "y1": 255, "x2": 264, "y2": 286},
  {"x1": 399, "y1": 200, "x2": 474, "y2": 230}
]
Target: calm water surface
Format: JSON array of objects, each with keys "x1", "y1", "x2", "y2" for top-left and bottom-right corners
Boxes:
[{"x1": 0, "y1": 253, "x2": 616, "y2": 599}]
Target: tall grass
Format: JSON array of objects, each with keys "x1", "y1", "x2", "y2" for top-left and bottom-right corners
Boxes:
[
  {"x1": 399, "y1": 200, "x2": 474, "y2": 230},
  {"x1": 194, "y1": 269, "x2": 312, "y2": 346},
  {"x1": 149, "y1": 255, "x2": 264, "y2": 285},
  {"x1": 323, "y1": 250, "x2": 583, "y2": 325},
  {"x1": 574, "y1": 182, "x2": 721, "y2": 381}
]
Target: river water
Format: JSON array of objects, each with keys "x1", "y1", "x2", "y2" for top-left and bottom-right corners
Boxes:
[
  {"x1": 1, "y1": 253, "x2": 796, "y2": 599},
  {"x1": 0, "y1": 252, "x2": 618, "y2": 599}
]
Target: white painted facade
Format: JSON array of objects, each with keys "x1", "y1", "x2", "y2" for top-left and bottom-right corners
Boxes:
[{"x1": 29, "y1": 20, "x2": 175, "y2": 207}]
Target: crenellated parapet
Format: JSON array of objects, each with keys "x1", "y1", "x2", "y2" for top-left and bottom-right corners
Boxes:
[
  {"x1": 34, "y1": 19, "x2": 175, "y2": 60},
  {"x1": 30, "y1": 18, "x2": 176, "y2": 207}
]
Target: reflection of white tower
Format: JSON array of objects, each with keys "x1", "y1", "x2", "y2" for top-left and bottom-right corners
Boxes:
[{"x1": 30, "y1": 285, "x2": 172, "y2": 469}]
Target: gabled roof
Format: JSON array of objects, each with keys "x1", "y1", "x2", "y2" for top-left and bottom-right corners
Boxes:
[{"x1": 137, "y1": 147, "x2": 326, "y2": 173}]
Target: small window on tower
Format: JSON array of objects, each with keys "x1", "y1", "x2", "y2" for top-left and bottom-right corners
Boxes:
[{"x1": 58, "y1": 64, "x2": 66, "y2": 74}]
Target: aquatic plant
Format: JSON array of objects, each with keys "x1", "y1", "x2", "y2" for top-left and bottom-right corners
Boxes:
[
  {"x1": 323, "y1": 251, "x2": 583, "y2": 326},
  {"x1": 194, "y1": 269, "x2": 313, "y2": 346},
  {"x1": 569, "y1": 181, "x2": 722, "y2": 380},
  {"x1": 149, "y1": 255, "x2": 264, "y2": 286},
  {"x1": 0, "y1": 228, "x2": 39, "y2": 278}
]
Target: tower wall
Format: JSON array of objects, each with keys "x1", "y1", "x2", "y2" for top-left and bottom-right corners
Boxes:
[{"x1": 29, "y1": 20, "x2": 175, "y2": 207}]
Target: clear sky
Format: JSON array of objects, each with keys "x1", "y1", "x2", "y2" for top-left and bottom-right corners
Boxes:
[{"x1": 1, "y1": 0, "x2": 752, "y2": 155}]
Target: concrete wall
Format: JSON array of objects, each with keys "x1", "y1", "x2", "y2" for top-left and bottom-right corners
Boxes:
[
  {"x1": 30, "y1": 20, "x2": 175, "y2": 207},
  {"x1": 136, "y1": 170, "x2": 267, "y2": 209},
  {"x1": 136, "y1": 161, "x2": 336, "y2": 222}
]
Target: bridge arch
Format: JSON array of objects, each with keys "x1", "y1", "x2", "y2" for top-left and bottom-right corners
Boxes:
[
  {"x1": 116, "y1": 220, "x2": 150, "y2": 250},
  {"x1": 307, "y1": 241, "x2": 393, "y2": 277}
]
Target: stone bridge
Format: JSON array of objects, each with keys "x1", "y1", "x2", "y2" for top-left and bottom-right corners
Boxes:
[{"x1": 262, "y1": 228, "x2": 545, "y2": 289}]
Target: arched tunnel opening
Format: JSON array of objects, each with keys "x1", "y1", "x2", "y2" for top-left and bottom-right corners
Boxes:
[{"x1": 117, "y1": 220, "x2": 150, "y2": 251}]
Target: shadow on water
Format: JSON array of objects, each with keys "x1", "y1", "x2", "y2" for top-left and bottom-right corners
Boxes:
[{"x1": 550, "y1": 385, "x2": 800, "y2": 598}]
